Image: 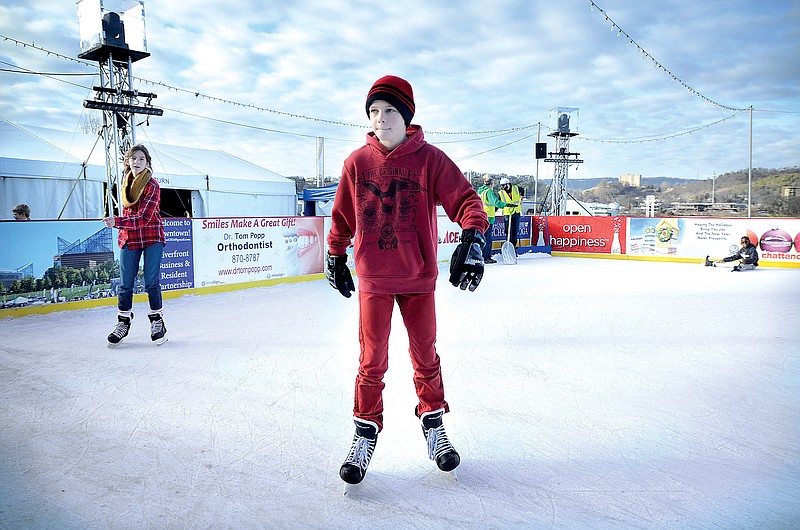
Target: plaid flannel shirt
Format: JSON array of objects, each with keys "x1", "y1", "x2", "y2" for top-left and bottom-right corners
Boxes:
[{"x1": 114, "y1": 177, "x2": 166, "y2": 250}]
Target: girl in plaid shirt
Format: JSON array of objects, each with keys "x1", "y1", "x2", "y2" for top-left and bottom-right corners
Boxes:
[{"x1": 103, "y1": 144, "x2": 167, "y2": 345}]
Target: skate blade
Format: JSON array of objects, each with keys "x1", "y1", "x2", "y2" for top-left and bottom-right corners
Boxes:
[
  {"x1": 432, "y1": 465, "x2": 459, "y2": 481},
  {"x1": 107, "y1": 341, "x2": 123, "y2": 348},
  {"x1": 343, "y1": 483, "x2": 361, "y2": 496},
  {"x1": 153, "y1": 337, "x2": 168, "y2": 346}
]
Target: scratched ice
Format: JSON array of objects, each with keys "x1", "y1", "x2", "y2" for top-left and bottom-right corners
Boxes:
[{"x1": 1, "y1": 257, "x2": 798, "y2": 528}]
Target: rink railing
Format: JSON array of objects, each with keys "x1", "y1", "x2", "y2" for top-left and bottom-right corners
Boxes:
[{"x1": 1, "y1": 215, "x2": 799, "y2": 318}]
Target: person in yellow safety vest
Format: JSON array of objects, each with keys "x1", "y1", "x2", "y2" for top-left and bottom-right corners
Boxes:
[
  {"x1": 477, "y1": 175, "x2": 509, "y2": 264},
  {"x1": 498, "y1": 178, "x2": 524, "y2": 249}
]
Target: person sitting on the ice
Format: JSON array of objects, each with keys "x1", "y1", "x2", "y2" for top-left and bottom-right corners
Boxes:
[{"x1": 705, "y1": 236, "x2": 759, "y2": 271}]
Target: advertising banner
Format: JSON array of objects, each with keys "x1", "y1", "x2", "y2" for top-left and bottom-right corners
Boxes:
[
  {"x1": 3, "y1": 213, "x2": 798, "y2": 315},
  {"x1": 489, "y1": 220, "x2": 506, "y2": 248},
  {"x1": 546, "y1": 216, "x2": 626, "y2": 254},
  {"x1": 437, "y1": 216, "x2": 462, "y2": 262},
  {"x1": 492, "y1": 216, "x2": 534, "y2": 243},
  {"x1": 161, "y1": 218, "x2": 194, "y2": 291},
  {"x1": 192, "y1": 216, "x2": 325, "y2": 287},
  {"x1": 627, "y1": 217, "x2": 800, "y2": 264},
  {"x1": 530, "y1": 216, "x2": 549, "y2": 246},
  {"x1": 482, "y1": 216, "x2": 535, "y2": 250},
  {"x1": 518, "y1": 216, "x2": 533, "y2": 244},
  {"x1": 320, "y1": 215, "x2": 464, "y2": 266},
  {"x1": 0, "y1": 220, "x2": 116, "y2": 308}
]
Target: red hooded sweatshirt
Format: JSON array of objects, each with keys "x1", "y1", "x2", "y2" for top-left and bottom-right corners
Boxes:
[{"x1": 328, "y1": 125, "x2": 488, "y2": 294}]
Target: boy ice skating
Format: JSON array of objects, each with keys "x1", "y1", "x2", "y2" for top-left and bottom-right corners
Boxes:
[
  {"x1": 703, "y1": 235, "x2": 759, "y2": 271},
  {"x1": 326, "y1": 75, "x2": 489, "y2": 484}
]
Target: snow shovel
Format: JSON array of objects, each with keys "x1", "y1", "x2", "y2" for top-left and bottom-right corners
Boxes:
[{"x1": 501, "y1": 214, "x2": 517, "y2": 265}]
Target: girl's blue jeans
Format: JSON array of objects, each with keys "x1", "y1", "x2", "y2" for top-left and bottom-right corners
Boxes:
[{"x1": 117, "y1": 242, "x2": 164, "y2": 312}]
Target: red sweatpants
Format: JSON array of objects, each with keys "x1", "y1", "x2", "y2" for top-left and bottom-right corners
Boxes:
[{"x1": 354, "y1": 291, "x2": 449, "y2": 431}]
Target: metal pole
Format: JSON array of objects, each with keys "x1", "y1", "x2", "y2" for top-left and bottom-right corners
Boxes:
[
  {"x1": 107, "y1": 55, "x2": 123, "y2": 216},
  {"x1": 535, "y1": 122, "x2": 540, "y2": 207},
  {"x1": 128, "y1": 56, "x2": 137, "y2": 145},
  {"x1": 316, "y1": 137, "x2": 324, "y2": 187},
  {"x1": 748, "y1": 105, "x2": 753, "y2": 217}
]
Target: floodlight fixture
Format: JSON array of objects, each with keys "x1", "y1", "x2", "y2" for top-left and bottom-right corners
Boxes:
[
  {"x1": 77, "y1": 0, "x2": 149, "y2": 62},
  {"x1": 83, "y1": 100, "x2": 163, "y2": 116}
]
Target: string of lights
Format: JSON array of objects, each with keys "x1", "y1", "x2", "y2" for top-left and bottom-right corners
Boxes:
[
  {"x1": 454, "y1": 133, "x2": 538, "y2": 162},
  {"x1": 432, "y1": 127, "x2": 536, "y2": 144},
  {"x1": 0, "y1": 35, "x2": 538, "y2": 136},
  {"x1": 588, "y1": 1, "x2": 748, "y2": 112},
  {"x1": 165, "y1": 107, "x2": 356, "y2": 142},
  {"x1": 580, "y1": 110, "x2": 747, "y2": 144},
  {"x1": 0, "y1": 45, "x2": 534, "y2": 145},
  {"x1": 0, "y1": 68, "x2": 94, "y2": 76},
  {"x1": 0, "y1": 58, "x2": 97, "y2": 91},
  {"x1": 0, "y1": 35, "x2": 93, "y2": 67},
  {"x1": 0, "y1": 32, "x2": 760, "y2": 153},
  {"x1": 123, "y1": 77, "x2": 538, "y2": 136}
]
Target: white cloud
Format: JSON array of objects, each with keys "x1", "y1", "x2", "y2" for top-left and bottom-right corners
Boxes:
[{"x1": 0, "y1": 0, "x2": 797, "y2": 180}]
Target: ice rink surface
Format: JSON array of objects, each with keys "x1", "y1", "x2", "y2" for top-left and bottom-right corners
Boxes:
[{"x1": 1, "y1": 256, "x2": 798, "y2": 529}]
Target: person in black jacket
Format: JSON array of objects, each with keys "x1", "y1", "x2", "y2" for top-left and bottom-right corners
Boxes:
[{"x1": 706, "y1": 236, "x2": 759, "y2": 271}]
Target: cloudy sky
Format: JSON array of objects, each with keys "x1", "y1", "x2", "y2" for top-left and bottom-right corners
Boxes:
[{"x1": 1, "y1": 0, "x2": 798, "y2": 182}]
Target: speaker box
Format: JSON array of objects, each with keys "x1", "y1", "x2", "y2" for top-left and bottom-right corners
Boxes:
[{"x1": 535, "y1": 142, "x2": 547, "y2": 159}]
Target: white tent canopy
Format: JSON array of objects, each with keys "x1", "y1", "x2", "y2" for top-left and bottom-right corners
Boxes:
[{"x1": 0, "y1": 120, "x2": 296, "y2": 220}]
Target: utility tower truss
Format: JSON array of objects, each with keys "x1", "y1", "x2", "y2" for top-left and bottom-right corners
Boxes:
[
  {"x1": 77, "y1": 0, "x2": 161, "y2": 217},
  {"x1": 544, "y1": 131, "x2": 583, "y2": 216}
]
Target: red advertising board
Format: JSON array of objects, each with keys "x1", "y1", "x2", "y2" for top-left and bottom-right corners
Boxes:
[{"x1": 545, "y1": 216, "x2": 626, "y2": 254}]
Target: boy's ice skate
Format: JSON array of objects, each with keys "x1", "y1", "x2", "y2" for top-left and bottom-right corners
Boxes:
[
  {"x1": 702, "y1": 255, "x2": 716, "y2": 267},
  {"x1": 107, "y1": 313, "x2": 133, "y2": 346},
  {"x1": 419, "y1": 408, "x2": 460, "y2": 472},
  {"x1": 340, "y1": 418, "x2": 378, "y2": 485},
  {"x1": 148, "y1": 312, "x2": 168, "y2": 345}
]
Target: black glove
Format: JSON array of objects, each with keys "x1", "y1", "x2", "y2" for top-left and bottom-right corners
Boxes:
[
  {"x1": 449, "y1": 229, "x2": 485, "y2": 292},
  {"x1": 326, "y1": 252, "x2": 355, "y2": 298}
]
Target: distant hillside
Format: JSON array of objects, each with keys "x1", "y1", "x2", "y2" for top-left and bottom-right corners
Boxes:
[
  {"x1": 493, "y1": 176, "x2": 702, "y2": 194},
  {"x1": 576, "y1": 168, "x2": 800, "y2": 216},
  {"x1": 566, "y1": 177, "x2": 698, "y2": 192},
  {"x1": 486, "y1": 168, "x2": 800, "y2": 216}
]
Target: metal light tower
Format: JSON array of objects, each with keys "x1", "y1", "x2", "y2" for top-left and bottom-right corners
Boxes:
[
  {"x1": 77, "y1": 0, "x2": 162, "y2": 217},
  {"x1": 544, "y1": 107, "x2": 583, "y2": 216}
]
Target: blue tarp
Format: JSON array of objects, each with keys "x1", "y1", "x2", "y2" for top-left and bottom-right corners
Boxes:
[{"x1": 302, "y1": 184, "x2": 338, "y2": 215}]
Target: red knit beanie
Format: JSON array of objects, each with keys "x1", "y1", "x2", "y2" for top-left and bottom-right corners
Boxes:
[{"x1": 365, "y1": 75, "x2": 415, "y2": 126}]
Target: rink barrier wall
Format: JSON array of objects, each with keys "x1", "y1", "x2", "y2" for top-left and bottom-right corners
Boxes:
[
  {"x1": 550, "y1": 252, "x2": 800, "y2": 268},
  {"x1": 2, "y1": 214, "x2": 799, "y2": 319},
  {"x1": 1, "y1": 273, "x2": 326, "y2": 319}
]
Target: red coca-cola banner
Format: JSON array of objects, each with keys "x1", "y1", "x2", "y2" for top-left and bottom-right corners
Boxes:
[{"x1": 543, "y1": 216, "x2": 626, "y2": 254}]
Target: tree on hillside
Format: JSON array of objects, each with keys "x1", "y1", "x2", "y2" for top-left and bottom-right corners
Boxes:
[
  {"x1": 783, "y1": 197, "x2": 800, "y2": 216},
  {"x1": 567, "y1": 167, "x2": 799, "y2": 216}
]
